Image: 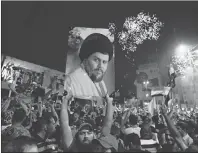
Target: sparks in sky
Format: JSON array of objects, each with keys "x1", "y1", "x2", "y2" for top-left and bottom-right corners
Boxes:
[
  {"x1": 172, "y1": 45, "x2": 198, "y2": 75},
  {"x1": 109, "y1": 12, "x2": 163, "y2": 53}
]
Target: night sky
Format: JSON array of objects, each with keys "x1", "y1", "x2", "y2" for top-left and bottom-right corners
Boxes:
[{"x1": 2, "y1": 1, "x2": 198, "y2": 92}]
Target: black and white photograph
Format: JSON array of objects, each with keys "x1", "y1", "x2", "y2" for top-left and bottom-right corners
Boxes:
[{"x1": 1, "y1": 1, "x2": 198, "y2": 152}]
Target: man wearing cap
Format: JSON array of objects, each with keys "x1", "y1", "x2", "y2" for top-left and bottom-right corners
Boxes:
[
  {"x1": 60, "y1": 91, "x2": 114, "y2": 152},
  {"x1": 65, "y1": 33, "x2": 114, "y2": 101}
]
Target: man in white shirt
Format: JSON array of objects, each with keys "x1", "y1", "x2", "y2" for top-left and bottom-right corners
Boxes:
[
  {"x1": 123, "y1": 114, "x2": 141, "y2": 137},
  {"x1": 65, "y1": 33, "x2": 113, "y2": 105}
]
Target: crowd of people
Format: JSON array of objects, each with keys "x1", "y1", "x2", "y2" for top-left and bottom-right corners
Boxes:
[{"x1": 1, "y1": 91, "x2": 198, "y2": 152}]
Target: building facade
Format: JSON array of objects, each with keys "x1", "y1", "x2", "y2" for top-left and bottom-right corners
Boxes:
[{"x1": 134, "y1": 63, "x2": 163, "y2": 102}]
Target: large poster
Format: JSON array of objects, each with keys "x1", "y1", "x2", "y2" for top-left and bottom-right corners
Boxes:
[
  {"x1": 66, "y1": 27, "x2": 115, "y2": 95},
  {"x1": 65, "y1": 27, "x2": 115, "y2": 112},
  {"x1": 134, "y1": 63, "x2": 162, "y2": 100}
]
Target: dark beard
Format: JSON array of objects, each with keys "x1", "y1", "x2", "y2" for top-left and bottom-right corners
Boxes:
[
  {"x1": 90, "y1": 73, "x2": 103, "y2": 82},
  {"x1": 83, "y1": 62, "x2": 104, "y2": 82},
  {"x1": 77, "y1": 141, "x2": 92, "y2": 152},
  {"x1": 86, "y1": 68, "x2": 104, "y2": 82}
]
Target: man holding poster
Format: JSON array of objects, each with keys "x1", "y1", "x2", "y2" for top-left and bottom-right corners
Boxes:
[{"x1": 65, "y1": 33, "x2": 114, "y2": 105}]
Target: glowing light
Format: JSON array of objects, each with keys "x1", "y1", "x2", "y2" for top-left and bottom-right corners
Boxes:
[
  {"x1": 146, "y1": 93, "x2": 149, "y2": 97},
  {"x1": 182, "y1": 75, "x2": 186, "y2": 79},
  {"x1": 176, "y1": 44, "x2": 189, "y2": 56},
  {"x1": 143, "y1": 81, "x2": 149, "y2": 85}
]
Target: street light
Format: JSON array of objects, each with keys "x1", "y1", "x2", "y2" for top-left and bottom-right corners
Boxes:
[
  {"x1": 176, "y1": 44, "x2": 189, "y2": 56},
  {"x1": 143, "y1": 80, "x2": 149, "y2": 99},
  {"x1": 143, "y1": 81, "x2": 149, "y2": 85}
]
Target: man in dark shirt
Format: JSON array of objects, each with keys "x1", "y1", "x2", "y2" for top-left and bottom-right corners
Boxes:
[{"x1": 33, "y1": 113, "x2": 58, "y2": 152}]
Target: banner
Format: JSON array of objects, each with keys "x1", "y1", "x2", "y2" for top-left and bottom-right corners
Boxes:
[
  {"x1": 1, "y1": 55, "x2": 65, "y2": 100},
  {"x1": 71, "y1": 96, "x2": 93, "y2": 114},
  {"x1": 151, "y1": 87, "x2": 171, "y2": 96}
]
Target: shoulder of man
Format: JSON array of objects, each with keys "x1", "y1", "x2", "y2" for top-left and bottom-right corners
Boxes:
[
  {"x1": 2, "y1": 126, "x2": 14, "y2": 137},
  {"x1": 65, "y1": 74, "x2": 72, "y2": 85},
  {"x1": 66, "y1": 139, "x2": 79, "y2": 152},
  {"x1": 2, "y1": 125, "x2": 31, "y2": 141},
  {"x1": 13, "y1": 125, "x2": 31, "y2": 137},
  {"x1": 66, "y1": 67, "x2": 83, "y2": 79},
  {"x1": 64, "y1": 68, "x2": 83, "y2": 87}
]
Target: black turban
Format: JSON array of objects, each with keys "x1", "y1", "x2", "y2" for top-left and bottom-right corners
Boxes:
[{"x1": 79, "y1": 33, "x2": 113, "y2": 62}]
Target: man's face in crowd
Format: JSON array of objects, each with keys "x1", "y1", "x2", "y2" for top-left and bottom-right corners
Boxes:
[
  {"x1": 73, "y1": 112, "x2": 79, "y2": 121},
  {"x1": 176, "y1": 126, "x2": 186, "y2": 137},
  {"x1": 84, "y1": 52, "x2": 109, "y2": 82},
  {"x1": 144, "y1": 117, "x2": 151, "y2": 125},
  {"x1": 165, "y1": 130, "x2": 174, "y2": 145},
  {"x1": 47, "y1": 117, "x2": 56, "y2": 137},
  {"x1": 193, "y1": 134, "x2": 198, "y2": 145},
  {"x1": 78, "y1": 129, "x2": 94, "y2": 145},
  {"x1": 137, "y1": 116, "x2": 143, "y2": 125}
]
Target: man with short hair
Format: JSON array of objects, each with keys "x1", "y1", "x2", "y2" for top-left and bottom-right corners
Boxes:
[
  {"x1": 33, "y1": 113, "x2": 58, "y2": 152},
  {"x1": 122, "y1": 114, "x2": 141, "y2": 137},
  {"x1": 65, "y1": 33, "x2": 114, "y2": 100},
  {"x1": 2, "y1": 108, "x2": 31, "y2": 143},
  {"x1": 124, "y1": 133, "x2": 150, "y2": 152}
]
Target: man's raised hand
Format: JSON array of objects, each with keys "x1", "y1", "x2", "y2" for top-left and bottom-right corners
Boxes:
[
  {"x1": 105, "y1": 94, "x2": 113, "y2": 104},
  {"x1": 161, "y1": 104, "x2": 168, "y2": 115}
]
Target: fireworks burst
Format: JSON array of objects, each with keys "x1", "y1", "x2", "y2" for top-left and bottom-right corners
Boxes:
[
  {"x1": 109, "y1": 12, "x2": 163, "y2": 53},
  {"x1": 172, "y1": 45, "x2": 198, "y2": 75}
]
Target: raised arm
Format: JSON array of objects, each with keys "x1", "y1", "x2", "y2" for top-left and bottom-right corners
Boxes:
[
  {"x1": 121, "y1": 109, "x2": 131, "y2": 134},
  {"x1": 38, "y1": 96, "x2": 43, "y2": 117},
  {"x1": 101, "y1": 94, "x2": 114, "y2": 136},
  {"x1": 161, "y1": 104, "x2": 188, "y2": 151},
  {"x1": 60, "y1": 92, "x2": 73, "y2": 151},
  {"x1": 18, "y1": 100, "x2": 29, "y2": 115},
  {"x1": 25, "y1": 111, "x2": 33, "y2": 130},
  {"x1": 50, "y1": 101, "x2": 59, "y2": 125}
]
